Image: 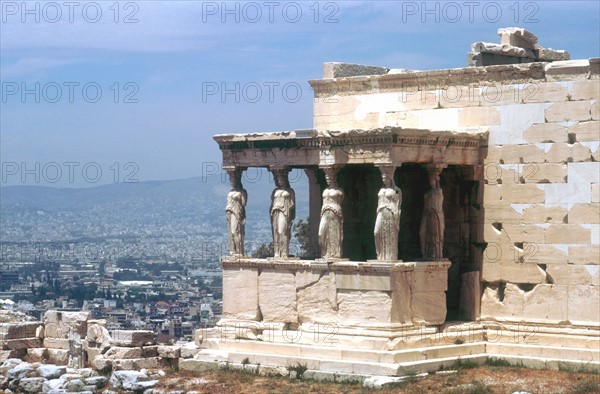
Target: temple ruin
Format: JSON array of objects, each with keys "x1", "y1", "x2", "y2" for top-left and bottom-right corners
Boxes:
[
  {"x1": 0, "y1": 28, "x2": 597, "y2": 384},
  {"x1": 202, "y1": 27, "x2": 600, "y2": 376}
]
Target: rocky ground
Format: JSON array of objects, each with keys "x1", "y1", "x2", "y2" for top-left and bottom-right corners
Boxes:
[
  {"x1": 0, "y1": 358, "x2": 168, "y2": 393},
  {"x1": 1, "y1": 357, "x2": 597, "y2": 394},
  {"x1": 0, "y1": 310, "x2": 597, "y2": 393},
  {"x1": 155, "y1": 365, "x2": 598, "y2": 394}
]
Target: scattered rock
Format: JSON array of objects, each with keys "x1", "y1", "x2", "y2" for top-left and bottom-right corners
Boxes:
[
  {"x1": 26, "y1": 348, "x2": 48, "y2": 363},
  {"x1": 111, "y1": 330, "x2": 154, "y2": 347},
  {"x1": 105, "y1": 346, "x2": 144, "y2": 360},
  {"x1": 0, "y1": 358, "x2": 23, "y2": 370},
  {"x1": 158, "y1": 345, "x2": 180, "y2": 359},
  {"x1": 66, "y1": 378, "x2": 85, "y2": 391},
  {"x1": 18, "y1": 377, "x2": 45, "y2": 393},
  {"x1": 38, "y1": 364, "x2": 67, "y2": 379},
  {"x1": 127, "y1": 379, "x2": 158, "y2": 391},
  {"x1": 84, "y1": 375, "x2": 108, "y2": 388},
  {"x1": 8, "y1": 362, "x2": 34, "y2": 380},
  {"x1": 42, "y1": 377, "x2": 66, "y2": 392},
  {"x1": 91, "y1": 356, "x2": 112, "y2": 373},
  {"x1": 46, "y1": 349, "x2": 69, "y2": 365},
  {"x1": 363, "y1": 375, "x2": 406, "y2": 389},
  {"x1": 109, "y1": 370, "x2": 148, "y2": 390}
]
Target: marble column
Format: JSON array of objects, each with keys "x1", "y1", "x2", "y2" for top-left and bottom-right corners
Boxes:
[
  {"x1": 374, "y1": 164, "x2": 402, "y2": 261},
  {"x1": 318, "y1": 166, "x2": 344, "y2": 259},
  {"x1": 225, "y1": 167, "x2": 247, "y2": 256},
  {"x1": 420, "y1": 163, "x2": 447, "y2": 260},
  {"x1": 304, "y1": 168, "x2": 321, "y2": 259},
  {"x1": 269, "y1": 167, "x2": 296, "y2": 258}
]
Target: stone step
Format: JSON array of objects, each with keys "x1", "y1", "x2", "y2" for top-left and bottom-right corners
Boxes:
[
  {"x1": 225, "y1": 350, "x2": 400, "y2": 376},
  {"x1": 484, "y1": 353, "x2": 600, "y2": 374},
  {"x1": 387, "y1": 343, "x2": 487, "y2": 363},
  {"x1": 202, "y1": 322, "x2": 487, "y2": 351},
  {"x1": 397, "y1": 352, "x2": 600, "y2": 375},
  {"x1": 181, "y1": 349, "x2": 400, "y2": 376},
  {"x1": 184, "y1": 344, "x2": 600, "y2": 377},
  {"x1": 486, "y1": 343, "x2": 600, "y2": 362},
  {"x1": 179, "y1": 350, "x2": 229, "y2": 373},
  {"x1": 486, "y1": 330, "x2": 600, "y2": 349},
  {"x1": 204, "y1": 337, "x2": 487, "y2": 364},
  {"x1": 396, "y1": 354, "x2": 488, "y2": 374}
]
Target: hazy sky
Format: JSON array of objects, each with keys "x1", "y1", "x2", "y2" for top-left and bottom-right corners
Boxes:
[{"x1": 1, "y1": 0, "x2": 599, "y2": 187}]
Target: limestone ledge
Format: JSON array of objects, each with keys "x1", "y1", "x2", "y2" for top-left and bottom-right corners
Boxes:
[
  {"x1": 221, "y1": 256, "x2": 449, "y2": 273},
  {"x1": 308, "y1": 59, "x2": 599, "y2": 97},
  {"x1": 210, "y1": 319, "x2": 483, "y2": 337},
  {"x1": 481, "y1": 320, "x2": 600, "y2": 337},
  {"x1": 215, "y1": 127, "x2": 487, "y2": 169},
  {"x1": 214, "y1": 127, "x2": 486, "y2": 147}
]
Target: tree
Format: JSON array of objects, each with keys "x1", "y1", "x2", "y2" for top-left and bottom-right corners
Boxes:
[
  {"x1": 251, "y1": 243, "x2": 274, "y2": 258},
  {"x1": 293, "y1": 218, "x2": 310, "y2": 258}
]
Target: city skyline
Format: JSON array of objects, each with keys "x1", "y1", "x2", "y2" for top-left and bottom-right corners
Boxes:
[{"x1": 2, "y1": 1, "x2": 599, "y2": 187}]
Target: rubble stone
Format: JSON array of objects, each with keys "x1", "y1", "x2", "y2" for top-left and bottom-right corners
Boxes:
[
  {"x1": 38, "y1": 364, "x2": 66, "y2": 379},
  {"x1": 18, "y1": 377, "x2": 45, "y2": 393},
  {"x1": 110, "y1": 330, "x2": 154, "y2": 347}
]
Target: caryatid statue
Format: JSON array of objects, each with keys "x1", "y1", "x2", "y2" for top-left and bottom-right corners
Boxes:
[
  {"x1": 420, "y1": 164, "x2": 446, "y2": 260},
  {"x1": 374, "y1": 165, "x2": 402, "y2": 261},
  {"x1": 225, "y1": 168, "x2": 247, "y2": 256},
  {"x1": 270, "y1": 168, "x2": 296, "y2": 258},
  {"x1": 318, "y1": 167, "x2": 344, "y2": 258}
]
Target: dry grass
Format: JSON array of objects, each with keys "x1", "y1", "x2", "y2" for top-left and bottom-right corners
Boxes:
[{"x1": 153, "y1": 365, "x2": 600, "y2": 394}]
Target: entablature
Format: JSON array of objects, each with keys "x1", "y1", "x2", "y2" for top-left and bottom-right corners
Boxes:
[{"x1": 214, "y1": 127, "x2": 488, "y2": 168}]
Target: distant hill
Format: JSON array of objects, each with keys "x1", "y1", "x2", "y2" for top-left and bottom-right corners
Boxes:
[{"x1": 0, "y1": 173, "x2": 309, "y2": 243}]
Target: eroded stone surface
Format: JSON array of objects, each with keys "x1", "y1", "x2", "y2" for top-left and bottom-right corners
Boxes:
[
  {"x1": 337, "y1": 290, "x2": 392, "y2": 325},
  {"x1": 222, "y1": 267, "x2": 260, "y2": 320},
  {"x1": 110, "y1": 330, "x2": 154, "y2": 347},
  {"x1": 43, "y1": 311, "x2": 89, "y2": 339},
  {"x1": 258, "y1": 269, "x2": 298, "y2": 323},
  {"x1": 296, "y1": 271, "x2": 337, "y2": 324}
]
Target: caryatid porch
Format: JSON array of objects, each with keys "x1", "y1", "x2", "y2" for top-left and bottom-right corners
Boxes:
[{"x1": 213, "y1": 127, "x2": 487, "y2": 337}]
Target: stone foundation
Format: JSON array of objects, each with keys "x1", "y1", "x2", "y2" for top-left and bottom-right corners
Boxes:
[
  {"x1": 0, "y1": 309, "x2": 598, "y2": 381},
  {"x1": 221, "y1": 257, "x2": 450, "y2": 330}
]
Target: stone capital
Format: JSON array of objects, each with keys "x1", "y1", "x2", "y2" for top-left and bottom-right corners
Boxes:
[
  {"x1": 375, "y1": 163, "x2": 399, "y2": 181},
  {"x1": 320, "y1": 165, "x2": 342, "y2": 186},
  {"x1": 224, "y1": 166, "x2": 247, "y2": 177},
  {"x1": 423, "y1": 163, "x2": 447, "y2": 179},
  {"x1": 423, "y1": 163, "x2": 447, "y2": 172}
]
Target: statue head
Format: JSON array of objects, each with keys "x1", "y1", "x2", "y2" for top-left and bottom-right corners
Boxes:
[
  {"x1": 429, "y1": 176, "x2": 437, "y2": 188},
  {"x1": 227, "y1": 168, "x2": 242, "y2": 189},
  {"x1": 379, "y1": 165, "x2": 395, "y2": 188},
  {"x1": 273, "y1": 168, "x2": 289, "y2": 188},
  {"x1": 323, "y1": 167, "x2": 338, "y2": 187},
  {"x1": 429, "y1": 170, "x2": 441, "y2": 189},
  {"x1": 426, "y1": 163, "x2": 445, "y2": 189}
]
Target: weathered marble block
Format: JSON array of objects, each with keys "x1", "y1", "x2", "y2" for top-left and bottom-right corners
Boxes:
[
  {"x1": 0, "y1": 322, "x2": 41, "y2": 341},
  {"x1": 110, "y1": 330, "x2": 154, "y2": 347},
  {"x1": 522, "y1": 284, "x2": 568, "y2": 322},
  {"x1": 1, "y1": 338, "x2": 42, "y2": 350},
  {"x1": 258, "y1": 269, "x2": 298, "y2": 323},
  {"x1": 410, "y1": 261, "x2": 450, "y2": 324},
  {"x1": 222, "y1": 267, "x2": 259, "y2": 320},
  {"x1": 335, "y1": 272, "x2": 391, "y2": 291},
  {"x1": 411, "y1": 292, "x2": 447, "y2": 324},
  {"x1": 567, "y1": 285, "x2": 600, "y2": 324},
  {"x1": 337, "y1": 290, "x2": 392, "y2": 325},
  {"x1": 43, "y1": 311, "x2": 89, "y2": 339},
  {"x1": 296, "y1": 270, "x2": 337, "y2": 324},
  {"x1": 391, "y1": 269, "x2": 412, "y2": 323}
]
